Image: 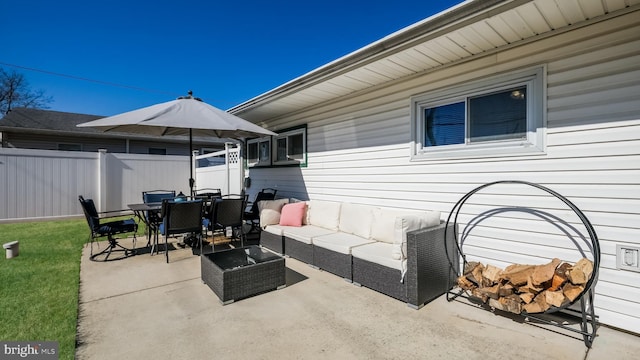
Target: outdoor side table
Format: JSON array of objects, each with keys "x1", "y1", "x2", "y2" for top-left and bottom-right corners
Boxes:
[{"x1": 201, "y1": 246, "x2": 286, "y2": 304}]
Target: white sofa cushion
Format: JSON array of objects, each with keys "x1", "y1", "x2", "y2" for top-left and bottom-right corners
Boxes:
[
  {"x1": 370, "y1": 208, "x2": 427, "y2": 244},
  {"x1": 258, "y1": 198, "x2": 290, "y2": 228},
  {"x1": 351, "y1": 242, "x2": 403, "y2": 271},
  {"x1": 312, "y1": 232, "x2": 375, "y2": 255},
  {"x1": 282, "y1": 225, "x2": 336, "y2": 245},
  {"x1": 307, "y1": 200, "x2": 341, "y2": 230},
  {"x1": 392, "y1": 211, "x2": 441, "y2": 260},
  {"x1": 338, "y1": 203, "x2": 374, "y2": 239},
  {"x1": 263, "y1": 224, "x2": 285, "y2": 236}
]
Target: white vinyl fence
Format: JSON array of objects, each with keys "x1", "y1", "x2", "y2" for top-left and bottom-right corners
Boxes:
[
  {"x1": 194, "y1": 143, "x2": 243, "y2": 196},
  {"x1": 0, "y1": 145, "x2": 242, "y2": 223}
]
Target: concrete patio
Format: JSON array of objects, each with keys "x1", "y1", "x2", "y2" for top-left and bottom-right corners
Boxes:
[{"x1": 76, "y1": 237, "x2": 640, "y2": 360}]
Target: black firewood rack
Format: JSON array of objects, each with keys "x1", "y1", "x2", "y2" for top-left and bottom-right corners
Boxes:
[{"x1": 444, "y1": 180, "x2": 600, "y2": 347}]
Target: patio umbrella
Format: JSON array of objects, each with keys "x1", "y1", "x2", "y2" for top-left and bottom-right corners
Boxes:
[{"x1": 77, "y1": 91, "x2": 276, "y2": 195}]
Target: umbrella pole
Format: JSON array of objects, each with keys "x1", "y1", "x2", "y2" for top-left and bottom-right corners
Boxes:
[{"x1": 189, "y1": 128, "x2": 195, "y2": 197}]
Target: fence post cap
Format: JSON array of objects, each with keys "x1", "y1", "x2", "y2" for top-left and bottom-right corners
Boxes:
[{"x1": 3, "y1": 241, "x2": 19, "y2": 249}]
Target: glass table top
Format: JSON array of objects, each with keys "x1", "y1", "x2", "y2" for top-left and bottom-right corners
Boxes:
[{"x1": 205, "y1": 246, "x2": 282, "y2": 270}]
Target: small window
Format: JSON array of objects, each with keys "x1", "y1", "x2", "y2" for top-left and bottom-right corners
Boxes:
[
  {"x1": 58, "y1": 143, "x2": 82, "y2": 151},
  {"x1": 148, "y1": 148, "x2": 167, "y2": 155},
  {"x1": 247, "y1": 137, "x2": 271, "y2": 167},
  {"x1": 412, "y1": 67, "x2": 545, "y2": 160},
  {"x1": 272, "y1": 127, "x2": 306, "y2": 166}
]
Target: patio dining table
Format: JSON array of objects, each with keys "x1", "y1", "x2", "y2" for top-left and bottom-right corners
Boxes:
[{"x1": 128, "y1": 202, "x2": 163, "y2": 255}]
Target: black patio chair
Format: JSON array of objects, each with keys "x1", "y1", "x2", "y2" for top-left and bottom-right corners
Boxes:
[
  {"x1": 194, "y1": 188, "x2": 222, "y2": 228},
  {"x1": 244, "y1": 188, "x2": 277, "y2": 233},
  {"x1": 194, "y1": 188, "x2": 222, "y2": 200},
  {"x1": 141, "y1": 190, "x2": 176, "y2": 247},
  {"x1": 206, "y1": 196, "x2": 247, "y2": 252},
  {"x1": 142, "y1": 190, "x2": 176, "y2": 204},
  {"x1": 159, "y1": 199, "x2": 204, "y2": 263},
  {"x1": 79, "y1": 195, "x2": 138, "y2": 262}
]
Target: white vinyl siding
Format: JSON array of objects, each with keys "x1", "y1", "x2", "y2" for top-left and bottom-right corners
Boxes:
[{"x1": 247, "y1": 11, "x2": 640, "y2": 334}]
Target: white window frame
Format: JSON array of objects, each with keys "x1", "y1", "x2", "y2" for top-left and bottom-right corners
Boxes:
[
  {"x1": 246, "y1": 136, "x2": 272, "y2": 167},
  {"x1": 272, "y1": 127, "x2": 307, "y2": 166},
  {"x1": 410, "y1": 66, "x2": 546, "y2": 161}
]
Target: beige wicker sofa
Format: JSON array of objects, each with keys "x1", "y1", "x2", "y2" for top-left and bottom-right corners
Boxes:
[{"x1": 259, "y1": 199, "x2": 458, "y2": 308}]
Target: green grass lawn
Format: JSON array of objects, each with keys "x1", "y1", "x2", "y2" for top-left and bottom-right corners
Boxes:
[
  {"x1": 0, "y1": 218, "x2": 142, "y2": 360},
  {"x1": 0, "y1": 219, "x2": 86, "y2": 360}
]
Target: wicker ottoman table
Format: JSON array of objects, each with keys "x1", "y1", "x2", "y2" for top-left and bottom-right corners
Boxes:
[{"x1": 201, "y1": 246, "x2": 286, "y2": 304}]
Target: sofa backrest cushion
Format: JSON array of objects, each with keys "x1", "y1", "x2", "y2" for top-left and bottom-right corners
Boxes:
[
  {"x1": 338, "y1": 203, "x2": 374, "y2": 239},
  {"x1": 392, "y1": 210, "x2": 441, "y2": 260},
  {"x1": 307, "y1": 200, "x2": 342, "y2": 230},
  {"x1": 371, "y1": 208, "x2": 427, "y2": 244},
  {"x1": 258, "y1": 198, "x2": 290, "y2": 228}
]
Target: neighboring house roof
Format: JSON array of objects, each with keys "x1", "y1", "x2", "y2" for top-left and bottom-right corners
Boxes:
[
  {"x1": 0, "y1": 107, "x2": 103, "y2": 135},
  {"x1": 229, "y1": 0, "x2": 639, "y2": 122},
  {"x1": 0, "y1": 107, "x2": 226, "y2": 144}
]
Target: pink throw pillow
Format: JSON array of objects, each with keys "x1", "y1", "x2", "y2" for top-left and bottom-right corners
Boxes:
[{"x1": 279, "y1": 202, "x2": 306, "y2": 227}]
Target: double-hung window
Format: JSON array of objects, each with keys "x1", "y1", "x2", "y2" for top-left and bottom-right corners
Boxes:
[
  {"x1": 411, "y1": 67, "x2": 545, "y2": 160},
  {"x1": 246, "y1": 137, "x2": 271, "y2": 167},
  {"x1": 273, "y1": 127, "x2": 306, "y2": 166},
  {"x1": 246, "y1": 125, "x2": 307, "y2": 167}
]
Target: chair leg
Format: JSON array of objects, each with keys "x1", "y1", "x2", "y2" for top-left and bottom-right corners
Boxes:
[
  {"x1": 151, "y1": 227, "x2": 159, "y2": 255},
  {"x1": 245, "y1": 219, "x2": 260, "y2": 235},
  {"x1": 145, "y1": 227, "x2": 152, "y2": 248},
  {"x1": 234, "y1": 226, "x2": 245, "y2": 248},
  {"x1": 89, "y1": 235, "x2": 135, "y2": 262},
  {"x1": 165, "y1": 235, "x2": 169, "y2": 262}
]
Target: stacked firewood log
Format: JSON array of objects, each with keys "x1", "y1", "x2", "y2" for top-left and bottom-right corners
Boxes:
[{"x1": 457, "y1": 258, "x2": 594, "y2": 314}]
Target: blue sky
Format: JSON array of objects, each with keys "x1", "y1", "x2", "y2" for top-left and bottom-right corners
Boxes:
[{"x1": 2, "y1": 0, "x2": 461, "y2": 116}]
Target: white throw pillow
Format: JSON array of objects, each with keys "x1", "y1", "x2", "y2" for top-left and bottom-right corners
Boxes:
[
  {"x1": 339, "y1": 203, "x2": 374, "y2": 239},
  {"x1": 307, "y1": 200, "x2": 341, "y2": 230},
  {"x1": 258, "y1": 199, "x2": 290, "y2": 228}
]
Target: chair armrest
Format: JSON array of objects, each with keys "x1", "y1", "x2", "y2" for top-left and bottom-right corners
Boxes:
[{"x1": 97, "y1": 209, "x2": 135, "y2": 219}]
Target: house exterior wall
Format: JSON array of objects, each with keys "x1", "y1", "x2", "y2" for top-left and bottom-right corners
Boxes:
[
  {"x1": 1, "y1": 132, "x2": 220, "y2": 156},
  {"x1": 247, "y1": 12, "x2": 640, "y2": 333},
  {"x1": 3, "y1": 133, "x2": 128, "y2": 153},
  {"x1": 127, "y1": 140, "x2": 201, "y2": 156}
]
